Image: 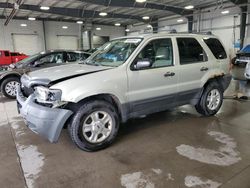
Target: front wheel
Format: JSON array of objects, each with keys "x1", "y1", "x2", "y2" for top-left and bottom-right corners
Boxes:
[
  {"x1": 1, "y1": 77, "x2": 20, "y2": 99},
  {"x1": 195, "y1": 82, "x2": 223, "y2": 116},
  {"x1": 68, "y1": 100, "x2": 119, "y2": 151}
]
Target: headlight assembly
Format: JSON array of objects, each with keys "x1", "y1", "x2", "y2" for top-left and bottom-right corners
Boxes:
[{"x1": 34, "y1": 86, "x2": 62, "y2": 103}]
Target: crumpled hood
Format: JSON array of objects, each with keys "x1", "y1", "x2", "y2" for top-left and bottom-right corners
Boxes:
[{"x1": 26, "y1": 64, "x2": 111, "y2": 82}]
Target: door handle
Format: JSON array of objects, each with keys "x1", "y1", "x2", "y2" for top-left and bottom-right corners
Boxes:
[
  {"x1": 200, "y1": 67, "x2": 209, "y2": 71},
  {"x1": 164, "y1": 72, "x2": 175, "y2": 77}
]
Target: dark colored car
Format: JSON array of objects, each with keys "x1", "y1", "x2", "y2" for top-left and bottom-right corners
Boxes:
[
  {"x1": 232, "y1": 45, "x2": 250, "y2": 81},
  {"x1": 0, "y1": 50, "x2": 91, "y2": 99}
]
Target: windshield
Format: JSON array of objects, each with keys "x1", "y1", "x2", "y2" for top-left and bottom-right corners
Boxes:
[
  {"x1": 82, "y1": 38, "x2": 142, "y2": 67},
  {"x1": 240, "y1": 45, "x2": 250, "y2": 53},
  {"x1": 15, "y1": 53, "x2": 42, "y2": 67}
]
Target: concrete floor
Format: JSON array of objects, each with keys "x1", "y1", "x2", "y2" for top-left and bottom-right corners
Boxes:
[{"x1": 0, "y1": 80, "x2": 250, "y2": 188}]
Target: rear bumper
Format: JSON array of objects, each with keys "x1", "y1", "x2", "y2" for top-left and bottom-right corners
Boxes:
[{"x1": 16, "y1": 86, "x2": 73, "y2": 143}]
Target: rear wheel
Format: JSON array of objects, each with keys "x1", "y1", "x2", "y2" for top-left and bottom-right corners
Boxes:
[
  {"x1": 68, "y1": 100, "x2": 119, "y2": 151},
  {"x1": 1, "y1": 77, "x2": 20, "y2": 99},
  {"x1": 195, "y1": 82, "x2": 223, "y2": 116}
]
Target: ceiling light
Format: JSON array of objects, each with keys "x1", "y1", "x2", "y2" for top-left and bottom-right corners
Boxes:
[
  {"x1": 28, "y1": 17, "x2": 36, "y2": 21},
  {"x1": 177, "y1": 19, "x2": 184, "y2": 23},
  {"x1": 142, "y1": 16, "x2": 150, "y2": 20},
  {"x1": 76, "y1": 21, "x2": 83, "y2": 24},
  {"x1": 136, "y1": 0, "x2": 146, "y2": 2},
  {"x1": 221, "y1": 10, "x2": 229, "y2": 14},
  {"x1": 40, "y1": 6, "x2": 50, "y2": 10},
  {"x1": 96, "y1": 27, "x2": 101, "y2": 30},
  {"x1": 184, "y1": 5, "x2": 194, "y2": 10},
  {"x1": 62, "y1": 26, "x2": 68, "y2": 29},
  {"x1": 99, "y1": 12, "x2": 108, "y2": 16},
  {"x1": 125, "y1": 29, "x2": 130, "y2": 32},
  {"x1": 115, "y1": 23, "x2": 121, "y2": 26},
  {"x1": 20, "y1": 23, "x2": 27, "y2": 27}
]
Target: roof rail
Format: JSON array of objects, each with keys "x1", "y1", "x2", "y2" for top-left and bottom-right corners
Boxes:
[{"x1": 168, "y1": 31, "x2": 213, "y2": 35}]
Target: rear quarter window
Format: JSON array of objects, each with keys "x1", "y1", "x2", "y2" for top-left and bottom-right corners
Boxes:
[{"x1": 203, "y1": 38, "x2": 227, "y2": 59}]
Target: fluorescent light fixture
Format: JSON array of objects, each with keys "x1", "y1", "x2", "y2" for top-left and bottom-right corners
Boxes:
[
  {"x1": 177, "y1": 19, "x2": 184, "y2": 23},
  {"x1": 62, "y1": 26, "x2": 68, "y2": 29},
  {"x1": 99, "y1": 12, "x2": 108, "y2": 16},
  {"x1": 96, "y1": 27, "x2": 101, "y2": 30},
  {"x1": 20, "y1": 23, "x2": 27, "y2": 27},
  {"x1": 28, "y1": 17, "x2": 36, "y2": 21},
  {"x1": 76, "y1": 21, "x2": 83, "y2": 24},
  {"x1": 221, "y1": 10, "x2": 229, "y2": 14},
  {"x1": 136, "y1": 0, "x2": 146, "y2": 2},
  {"x1": 40, "y1": 6, "x2": 50, "y2": 10},
  {"x1": 185, "y1": 5, "x2": 194, "y2": 10},
  {"x1": 115, "y1": 23, "x2": 121, "y2": 26},
  {"x1": 125, "y1": 29, "x2": 130, "y2": 32},
  {"x1": 142, "y1": 16, "x2": 150, "y2": 20}
]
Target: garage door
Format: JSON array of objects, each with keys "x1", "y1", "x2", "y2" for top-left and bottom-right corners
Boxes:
[
  {"x1": 12, "y1": 34, "x2": 40, "y2": 55},
  {"x1": 57, "y1": 35, "x2": 78, "y2": 50}
]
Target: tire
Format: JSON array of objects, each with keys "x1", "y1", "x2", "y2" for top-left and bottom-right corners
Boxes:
[
  {"x1": 68, "y1": 100, "x2": 119, "y2": 151},
  {"x1": 1, "y1": 77, "x2": 20, "y2": 99},
  {"x1": 195, "y1": 82, "x2": 223, "y2": 116}
]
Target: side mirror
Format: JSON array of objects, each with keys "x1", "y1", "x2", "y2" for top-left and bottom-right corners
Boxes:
[{"x1": 134, "y1": 59, "x2": 151, "y2": 70}]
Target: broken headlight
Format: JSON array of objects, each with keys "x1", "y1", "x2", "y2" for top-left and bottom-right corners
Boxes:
[{"x1": 34, "y1": 86, "x2": 62, "y2": 103}]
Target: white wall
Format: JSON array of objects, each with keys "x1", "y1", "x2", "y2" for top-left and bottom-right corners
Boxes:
[
  {"x1": 44, "y1": 21, "x2": 81, "y2": 50},
  {"x1": 0, "y1": 19, "x2": 45, "y2": 53},
  {"x1": 0, "y1": 19, "x2": 125, "y2": 53}
]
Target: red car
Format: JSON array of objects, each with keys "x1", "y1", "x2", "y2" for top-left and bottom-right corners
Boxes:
[{"x1": 0, "y1": 50, "x2": 28, "y2": 66}]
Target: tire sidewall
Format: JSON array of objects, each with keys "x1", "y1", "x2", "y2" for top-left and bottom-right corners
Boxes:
[
  {"x1": 201, "y1": 83, "x2": 223, "y2": 116},
  {"x1": 70, "y1": 101, "x2": 119, "y2": 151},
  {"x1": 1, "y1": 77, "x2": 20, "y2": 99}
]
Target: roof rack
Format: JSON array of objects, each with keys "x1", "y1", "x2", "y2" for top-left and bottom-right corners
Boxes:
[{"x1": 168, "y1": 31, "x2": 213, "y2": 35}]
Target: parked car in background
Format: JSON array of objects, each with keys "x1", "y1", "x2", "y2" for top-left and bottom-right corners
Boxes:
[
  {"x1": 0, "y1": 50, "x2": 28, "y2": 66},
  {"x1": 17, "y1": 34, "x2": 231, "y2": 151},
  {"x1": 232, "y1": 44, "x2": 250, "y2": 80},
  {"x1": 0, "y1": 50, "x2": 91, "y2": 99}
]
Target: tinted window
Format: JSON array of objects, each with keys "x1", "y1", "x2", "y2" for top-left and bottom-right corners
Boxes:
[
  {"x1": 204, "y1": 38, "x2": 227, "y2": 59},
  {"x1": 136, "y1": 38, "x2": 173, "y2": 68},
  {"x1": 36, "y1": 53, "x2": 64, "y2": 66},
  {"x1": 4, "y1": 51, "x2": 10, "y2": 56},
  {"x1": 66, "y1": 52, "x2": 90, "y2": 62},
  {"x1": 177, "y1": 38, "x2": 207, "y2": 65}
]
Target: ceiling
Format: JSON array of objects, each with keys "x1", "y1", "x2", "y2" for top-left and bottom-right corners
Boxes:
[{"x1": 0, "y1": 0, "x2": 236, "y2": 26}]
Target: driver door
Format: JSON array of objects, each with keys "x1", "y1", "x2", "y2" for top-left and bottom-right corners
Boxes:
[{"x1": 127, "y1": 38, "x2": 179, "y2": 117}]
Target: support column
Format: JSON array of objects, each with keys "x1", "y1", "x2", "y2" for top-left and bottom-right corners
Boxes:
[
  {"x1": 240, "y1": 6, "x2": 247, "y2": 49},
  {"x1": 187, "y1": 16, "x2": 193, "y2": 33}
]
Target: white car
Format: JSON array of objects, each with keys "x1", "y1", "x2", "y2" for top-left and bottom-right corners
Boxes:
[{"x1": 17, "y1": 33, "x2": 231, "y2": 151}]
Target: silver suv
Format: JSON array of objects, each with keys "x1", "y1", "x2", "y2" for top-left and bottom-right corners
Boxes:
[{"x1": 17, "y1": 33, "x2": 232, "y2": 151}]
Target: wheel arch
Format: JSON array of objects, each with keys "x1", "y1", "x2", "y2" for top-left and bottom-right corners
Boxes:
[{"x1": 66, "y1": 93, "x2": 128, "y2": 123}]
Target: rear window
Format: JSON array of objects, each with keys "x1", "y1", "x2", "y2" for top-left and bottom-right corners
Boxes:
[
  {"x1": 203, "y1": 38, "x2": 227, "y2": 59},
  {"x1": 177, "y1": 37, "x2": 207, "y2": 65}
]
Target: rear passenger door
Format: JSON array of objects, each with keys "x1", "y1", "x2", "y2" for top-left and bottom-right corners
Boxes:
[
  {"x1": 176, "y1": 37, "x2": 214, "y2": 103},
  {"x1": 127, "y1": 38, "x2": 178, "y2": 116}
]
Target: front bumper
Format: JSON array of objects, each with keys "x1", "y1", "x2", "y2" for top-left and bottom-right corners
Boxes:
[{"x1": 16, "y1": 86, "x2": 73, "y2": 143}]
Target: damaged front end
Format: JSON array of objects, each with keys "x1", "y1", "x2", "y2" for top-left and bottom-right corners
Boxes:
[{"x1": 17, "y1": 74, "x2": 73, "y2": 143}]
